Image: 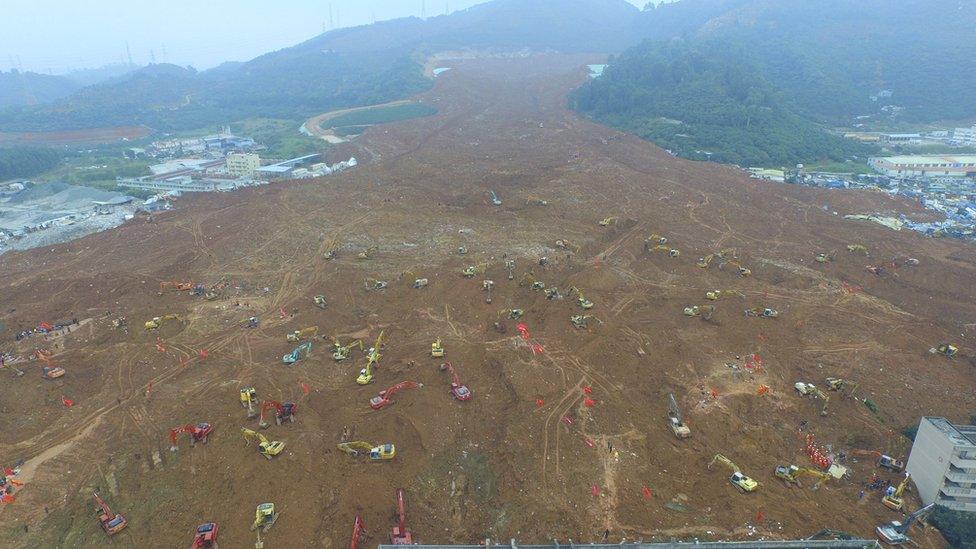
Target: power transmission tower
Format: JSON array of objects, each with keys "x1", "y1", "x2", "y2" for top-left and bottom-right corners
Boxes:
[
  {"x1": 150, "y1": 49, "x2": 156, "y2": 64},
  {"x1": 126, "y1": 41, "x2": 134, "y2": 66},
  {"x1": 422, "y1": 0, "x2": 426, "y2": 19}
]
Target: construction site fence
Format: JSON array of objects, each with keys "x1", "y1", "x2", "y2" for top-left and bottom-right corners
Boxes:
[{"x1": 379, "y1": 541, "x2": 880, "y2": 549}]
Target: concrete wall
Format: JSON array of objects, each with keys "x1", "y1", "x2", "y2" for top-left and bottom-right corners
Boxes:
[{"x1": 908, "y1": 418, "x2": 955, "y2": 506}]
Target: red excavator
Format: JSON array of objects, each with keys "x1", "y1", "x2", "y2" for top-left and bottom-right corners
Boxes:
[
  {"x1": 169, "y1": 423, "x2": 214, "y2": 451},
  {"x1": 439, "y1": 362, "x2": 471, "y2": 401},
  {"x1": 93, "y1": 491, "x2": 127, "y2": 535},
  {"x1": 390, "y1": 488, "x2": 413, "y2": 545},
  {"x1": 370, "y1": 381, "x2": 421, "y2": 410},
  {"x1": 258, "y1": 400, "x2": 297, "y2": 429},
  {"x1": 350, "y1": 515, "x2": 367, "y2": 549},
  {"x1": 191, "y1": 522, "x2": 219, "y2": 548}
]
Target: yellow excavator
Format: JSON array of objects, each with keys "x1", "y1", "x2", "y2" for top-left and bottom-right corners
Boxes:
[
  {"x1": 287, "y1": 326, "x2": 319, "y2": 342},
  {"x1": 356, "y1": 330, "x2": 385, "y2": 385},
  {"x1": 697, "y1": 254, "x2": 714, "y2": 268},
  {"x1": 519, "y1": 273, "x2": 546, "y2": 289},
  {"x1": 571, "y1": 315, "x2": 598, "y2": 329},
  {"x1": 313, "y1": 295, "x2": 327, "y2": 309},
  {"x1": 683, "y1": 305, "x2": 715, "y2": 320},
  {"x1": 795, "y1": 382, "x2": 830, "y2": 416},
  {"x1": 144, "y1": 314, "x2": 183, "y2": 330},
  {"x1": 847, "y1": 244, "x2": 868, "y2": 255},
  {"x1": 930, "y1": 344, "x2": 958, "y2": 358},
  {"x1": 323, "y1": 237, "x2": 341, "y2": 260},
  {"x1": 883, "y1": 474, "x2": 912, "y2": 511},
  {"x1": 240, "y1": 387, "x2": 258, "y2": 419},
  {"x1": 816, "y1": 251, "x2": 836, "y2": 264},
  {"x1": 251, "y1": 503, "x2": 280, "y2": 532},
  {"x1": 650, "y1": 244, "x2": 680, "y2": 257},
  {"x1": 706, "y1": 289, "x2": 743, "y2": 301},
  {"x1": 431, "y1": 339, "x2": 445, "y2": 358},
  {"x1": 241, "y1": 428, "x2": 284, "y2": 459},
  {"x1": 724, "y1": 261, "x2": 751, "y2": 277},
  {"x1": 461, "y1": 262, "x2": 488, "y2": 278},
  {"x1": 337, "y1": 441, "x2": 396, "y2": 461},
  {"x1": 709, "y1": 454, "x2": 759, "y2": 493},
  {"x1": 332, "y1": 338, "x2": 363, "y2": 362},
  {"x1": 598, "y1": 216, "x2": 618, "y2": 227},
  {"x1": 357, "y1": 246, "x2": 378, "y2": 260},
  {"x1": 774, "y1": 464, "x2": 832, "y2": 489},
  {"x1": 826, "y1": 377, "x2": 858, "y2": 398},
  {"x1": 646, "y1": 234, "x2": 667, "y2": 247},
  {"x1": 569, "y1": 286, "x2": 594, "y2": 309}
]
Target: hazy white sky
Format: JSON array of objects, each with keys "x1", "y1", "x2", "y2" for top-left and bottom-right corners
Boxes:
[{"x1": 1, "y1": 0, "x2": 649, "y2": 74}]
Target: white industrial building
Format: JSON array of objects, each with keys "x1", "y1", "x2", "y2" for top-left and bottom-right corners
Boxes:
[
  {"x1": 868, "y1": 155, "x2": 976, "y2": 179},
  {"x1": 226, "y1": 153, "x2": 260, "y2": 177},
  {"x1": 954, "y1": 126, "x2": 976, "y2": 146},
  {"x1": 906, "y1": 417, "x2": 976, "y2": 512}
]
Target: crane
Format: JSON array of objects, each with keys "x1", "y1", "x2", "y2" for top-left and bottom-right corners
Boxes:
[
  {"x1": 883, "y1": 473, "x2": 912, "y2": 511},
  {"x1": 258, "y1": 400, "x2": 297, "y2": 429},
  {"x1": 350, "y1": 515, "x2": 367, "y2": 549},
  {"x1": 876, "y1": 503, "x2": 934, "y2": 545},
  {"x1": 251, "y1": 503, "x2": 280, "y2": 532},
  {"x1": 390, "y1": 489, "x2": 413, "y2": 544},
  {"x1": 145, "y1": 314, "x2": 183, "y2": 330},
  {"x1": 794, "y1": 382, "x2": 830, "y2": 416},
  {"x1": 569, "y1": 286, "x2": 594, "y2": 309},
  {"x1": 191, "y1": 522, "x2": 219, "y2": 548},
  {"x1": 850, "y1": 449, "x2": 905, "y2": 472},
  {"x1": 93, "y1": 491, "x2": 128, "y2": 535},
  {"x1": 440, "y1": 362, "x2": 471, "y2": 401},
  {"x1": 240, "y1": 387, "x2": 258, "y2": 419},
  {"x1": 337, "y1": 441, "x2": 397, "y2": 460},
  {"x1": 431, "y1": 339, "x2": 445, "y2": 358},
  {"x1": 667, "y1": 393, "x2": 691, "y2": 439},
  {"x1": 370, "y1": 381, "x2": 421, "y2": 410},
  {"x1": 357, "y1": 331, "x2": 385, "y2": 385},
  {"x1": 826, "y1": 377, "x2": 858, "y2": 399},
  {"x1": 169, "y1": 423, "x2": 213, "y2": 451},
  {"x1": 774, "y1": 464, "x2": 832, "y2": 489},
  {"x1": 488, "y1": 190, "x2": 502, "y2": 206},
  {"x1": 282, "y1": 342, "x2": 312, "y2": 364},
  {"x1": 708, "y1": 454, "x2": 759, "y2": 493},
  {"x1": 332, "y1": 338, "x2": 363, "y2": 361},
  {"x1": 287, "y1": 326, "x2": 318, "y2": 342},
  {"x1": 242, "y1": 428, "x2": 285, "y2": 459}
]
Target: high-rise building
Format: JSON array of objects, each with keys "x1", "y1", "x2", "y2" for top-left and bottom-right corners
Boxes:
[
  {"x1": 226, "y1": 153, "x2": 260, "y2": 178},
  {"x1": 906, "y1": 417, "x2": 976, "y2": 512}
]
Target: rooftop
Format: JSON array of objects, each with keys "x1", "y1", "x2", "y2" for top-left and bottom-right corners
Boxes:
[
  {"x1": 873, "y1": 155, "x2": 976, "y2": 164},
  {"x1": 924, "y1": 416, "x2": 976, "y2": 446}
]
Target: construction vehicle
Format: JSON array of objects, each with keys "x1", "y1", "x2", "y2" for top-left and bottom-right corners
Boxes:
[
  {"x1": 286, "y1": 326, "x2": 318, "y2": 342},
  {"x1": 554, "y1": 239, "x2": 581, "y2": 253},
  {"x1": 357, "y1": 331, "x2": 385, "y2": 385},
  {"x1": 145, "y1": 314, "x2": 183, "y2": 330},
  {"x1": 488, "y1": 190, "x2": 502, "y2": 206},
  {"x1": 41, "y1": 365, "x2": 66, "y2": 379},
  {"x1": 667, "y1": 393, "x2": 691, "y2": 439},
  {"x1": 242, "y1": 428, "x2": 285, "y2": 459},
  {"x1": 111, "y1": 317, "x2": 127, "y2": 329},
  {"x1": 364, "y1": 278, "x2": 388, "y2": 291},
  {"x1": 483, "y1": 279, "x2": 494, "y2": 303},
  {"x1": 794, "y1": 382, "x2": 830, "y2": 415},
  {"x1": 462, "y1": 262, "x2": 488, "y2": 278},
  {"x1": 815, "y1": 252, "x2": 835, "y2": 263},
  {"x1": 259, "y1": 400, "x2": 296, "y2": 429},
  {"x1": 697, "y1": 254, "x2": 714, "y2": 268},
  {"x1": 169, "y1": 423, "x2": 213, "y2": 451},
  {"x1": 723, "y1": 261, "x2": 751, "y2": 277},
  {"x1": 413, "y1": 278, "x2": 429, "y2": 289},
  {"x1": 526, "y1": 196, "x2": 549, "y2": 206},
  {"x1": 332, "y1": 338, "x2": 363, "y2": 361},
  {"x1": 323, "y1": 238, "x2": 341, "y2": 260},
  {"x1": 357, "y1": 246, "x2": 377, "y2": 260},
  {"x1": 389, "y1": 489, "x2": 413, "y2": 544},
  {"x1": 246, "y1": 316, "x2": 260, "y2": 329},
  {"x1": 826, "y1": 377, "x2": 858, "y2": 398},
  {"x1": 240, "y1": 387, "x2": 259, "y2": 419},
  {"x1": 370, "y1": 381, "x2": 421, "y2": 410},
  {"x1": 650, "y1": 244, "x2": 680, "y2": 257},
  {"x1": 440, "y1": 362, "x2": 471, "y2": 401},
  {"x1": 745, "y1": 307, "x2": 779, "y2": 318},
  {"x1": 457, "y1": 246, "x2": 468, "y2": 255},
  {"x1": 350, "y1": 515, "x2": 367, "y2": 549},
  {"x1": 505, "y1": 259, "x2": 516, "y2": 280},
  {"x1": 499, "y1": 308, "x2": 523, "y2": 320},
  {"x1": 717, "y1": 248, "x2": 738, "y2": 260},
  {"x1": 159, "y1": 281, "x2": 194, "y2": 293},
  {"x1": 883, "y1": 474, "x2": 912, "y2": 511},
  {"x1": 598, "y1": 216, "x2": 617, "y2": 227},
  {"x1": 313, "y1": 295, "x2": 327, "y2": 309},
  {"x1": 570, "y1": 315, "x2": 598, "y2": 329},
  {"x1": 876, "y1": 503, "x2": 934, "y2": 545},
  {"x1": 709, "y1": 454, "x2": 759, "y2": 493},
  {"x1": 569, "y1": 286, "x2": 594, "y2": 309},
  {"x1": 250, "y1": 503, "x2": 280, "y2": 533},
  {"x1": 774, "y1": 465, "x2": 832, "y2": 489},
  {"x1": 191, "y1": 284, "x2": 206, "y2": 296},
  {"x1": 683, "y1": 305, "x2": 715, "y2": 320},
  {"x1": 93, "y1": 491, "x2": 127, "y2": 535},
  {"x1": 930, "y1": 343, "x2": 958, "y2": 358},
  {"x1": 847, "y1": 244, "x2": 869, "y2": 255},
  {"x1": 337, "y1": 441, "x2": 397, "y2": 461},
  {"x1": 191, "y1": 522, "x2": 219, "y2": 549},
  {"x1": 431, "y1": 339, "x2": 445, "y2": 358},
  {"x1": 282, "y1": 342, "x2": 312, "y2": 364},
  {"x1": 705, "y1": 289, "x2": 738, "y2": 300},
  {"x1": 850, "y1": 449, "x2": 905, "y2": 473},
  {"x1": 646, "y1": 234, "x2": 667, "y2": 248}
]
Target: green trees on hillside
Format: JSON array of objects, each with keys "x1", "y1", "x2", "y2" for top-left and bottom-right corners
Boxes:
[{"x1": 0, "y1": 147, "x2": 63, "y2": 180}]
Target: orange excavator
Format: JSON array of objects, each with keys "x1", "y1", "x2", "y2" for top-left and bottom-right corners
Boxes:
[
  {"x1": 439, "y1": 362, "x2": 471, "y2": 401},
  {"x1": 93, "y1": 491, "x2": 127, "y2": 535},
  {"x1": 159, "y1": 281, "x2": 195, "y2": 293},
  {"x1": 191, "y1": 522, "x2": 218, "y2": 548},
  {"x1": 370, "y1": 381, "x2": 421, "y2": 410},
  {"x1": 258, "y1": 400, "x2": 297, "y2": 429},
  {"x1": 169, "y1": 423, "x2": 213, "y2": 451},
  {"x1": 350, "y1": 515, "x2": 367, "y2": 549},
  {"x1": 850, "y1": 449, "x2": 905, "y2": 472},
  {"x1": 390, "y1": 489, "x2": 413, "y2": 545}
]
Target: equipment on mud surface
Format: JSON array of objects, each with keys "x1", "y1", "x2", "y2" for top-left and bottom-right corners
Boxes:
[
  {"x1": 332, "y1": 338, "x2": 363, "y2": 362},
  {"x1": 390, "y1": 488, "x2": 413, "y2": 544},
  {"x1": 93, "y1": 491, "x2": 128, "y2": 535},
  {"x1": 709, "y1": 454, "x2": 759, "y2": 493},
  {"x1": 697, "y1": 254, "x2": 714, "y2": 268},
  {"x1": 847, "y1": 244, "x2": 869, "y2": 255},
  {"x1": 365, "y1": 278, "x2": 388, "y2": 291},
  {"x1": 876, "y1": 503, "x2": 934, "y2": 545},
  {"x1": 350, "y1": 515, "x2": 367, "y2": 549},
  {"x1": 723, "y1": 261, "x2": 751, "y2": 277},
  {"x1": 544, "y1": 287, "x2": 562, "y2": 300},
  {"x1": 440, "y1": 362, "x2": 471, "y2": 401},
  {"x1": 357, "y1": 246, "x2": 378, "y2": 260},
  {"x1": 457, "y1": 246, "x2": 468, "y2": 255},
  {"x1": 569, "y1": 286, "x2": 594, "y2": 309},
  {"x1": 683, "y1": 305, "x2": 715, "y2": 320},
  {"x1": 242, "y1": 428, "x2": 285, "y2": 459},
  {"x1": 571, "y1": 315, "x2": 598, "y2": 329},
  {"x1": 413, "y1": 278, "x2": 429, "y2": 289},
  {"x1": 241, "y1": 387, "x2": 259, "y2": 418},
  {"x1": 431, "y1": 339, "x2": 445, "y2": 358},
  {"x1": 667, "y1": 393, "x2": 691, "y2": 439},
  {"x1": 357, "y1": 331, "x2": 385, "y2": 385},
  {"x1": 145, "y1": 314, "x2": 183, "y2": 330},
  {"x1": 598, "y1": 216, "x2": 617, "y2": 227},
  {"x1": 483, "y1": 279, "x2": 494, "y2": 303},
  {"x1": 774, "y1": 464, "x2": 832, "y2": 489},
  {"x1": 169, "y1": 422, "x2": 213, "y2": 451},
  {"x1": 287, "y1": 326, "x2": 318, "y2": 342},
  {"x1": 650, "y1": 244, "x2": 680, "y2": 257},
  {"x1": 488, "y1": 190, "x2": 502, "y2": 206},
  {"x1": 930, "y1": 343, "x2": 958, "y2": 358},
  {"x1": 505, "y1": 259, "x2": 516, "y2": 280},
  {"x1": 42, "y1": 365, "x2": 66, "y2": 379},
  {"x1": 313, "y1": 295, "x2": 327, "y2": 309},
  {"x1": 826, "y1": 377, "x2": 858, "y2": 398},
  {"x1": 462, "y1": 262, "x2": 488, "y2": 278},
  {"x1": 794, "y1": 382, "x2": 830, "y2": 416},
  {"x1": 646, "y1": 234, "x2": 667, "y2": 248},
  {"x1": 883, "y1": 474, "x2": 911, "y2": 511},
  {"x1": 498, "y1": 308, "x2": 523, "y2": 320},
  {"x1": 526, "y1": 196, "x2": 549, "y2": 206},
  {"x1": 338, "y1": 441, "x2": 396, "y2": 460},
  {"x1": 112, "y1": 317, "x2": 127, "y2": 329},
  {"x1": 850, "y1": 449, "x2": 905, "y2": 473},
  {"x1": 554, "y1": 239, "x2": 580, "y2": 253},
  {"x1": 259, "y1": 400, "x2": 296, "y2": 429},
  {"x1": 816, "y1": 251, "x2": 835, "y2": 263},
  {"x1": 745, "y1": 307, "x2": 779, "y2": 318},
  {"x1": 159, "y1": 281, "x2": 194, "y2": 293},
  {"x1": 282, "y1": 342, "x2": 312, "y2": 364},
  {"x1": 251, "y1": 503, "x2": 280, "y2": 533},
  {"x1": 192, "y1": 522, "x2": 219, "y2": 549},
  {"x1": 370, "y1": 381, "x2": 421, "y2": 410},
  {"x1": 705, "y1": 289, "x2": 742, "y2": 300}
]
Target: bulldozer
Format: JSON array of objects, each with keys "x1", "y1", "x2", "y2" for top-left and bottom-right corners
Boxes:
[
  {"x1": 357, "y1": 246, "x2": 378, "y2": 260},
  {"x1": 709, "y1": 454, "x2": 759, "y2": 493},
  {"x1": 287, "y1": 326, "x2": 319, "y2": 342},
  {"x1": 683, "y1": 305, "x2": 715, "y2": 321},
  {"x1": 774, "y1": 464, "x2": 832, "y2": 489},
  {"x1": 332, "y1": 338, "x2": 363, "y2": 361},
  {"x1": 569, "y1": 286, "x2": 594, "y2": 310},
  {"x1": 250, "y1": 503, "x2": 280, "y2": 533},
  {"x1": 240, "y1": 387, "x2": 259, "y2": 419},
  {"x1": 826, "y1": 377, "x2": 858, "y2": 398},
  {"x1": 930, "y1": 343, "x2": 958, "y2": 358},
  {"x1": 144, "y1": 314, "x2": 183, "y2": 330},
  {"x1": 431, "y1": 339, "x2": 445, "y2": 358},
  {"x1": 242, "y1": 428, "x2": 285, "y2": 459},
  {"x1": 598, "y1": 216, "x2": 618, "y2": 227},
  {"x1": 461, "y1": 262, "x2": 488, "y2": 278},
  {"x1": 337, "y1": 441, "x2": 396, "y2": 460},
  {"x1": 313, "y1": 295, "x2": 328, "y2": 309},
  {"x1": 667, "y1": 393, "x2": 691, "y2": 439},
  {"x1": 794, "y1": 382, "x2": 830, "y2": 416},
  {"x1": 364, "y1": 278, "x2": 388, "y2": 291},
  {"x1": 883, "y1": 474, "x2": 912, "y2": 511},
  {"x1": 745, "y1": 307, "x2": 779, "y2": 318}
]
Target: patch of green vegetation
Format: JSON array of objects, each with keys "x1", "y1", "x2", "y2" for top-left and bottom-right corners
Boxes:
[
  {"x1": 332, "y1": 125, "x2": 370, "y2": 137},
  {"x1": 323, "y1": 103, "x2": 436, "y2": 130},
  {"x1": 805, "y1": 160, "x2": 873, "y2": 175},
  {"x1": 232, "y1": 117, "x2": 325, "y2": 159},
  {"x1": 0, "y1": 146, "x2": 64, "y2": 180},
  {"x1": 902, "y1": 423, "x2": 918, "y2": 441},
  {"x1": 930, "y1": 505, "x2": 976, "y2": 548}
]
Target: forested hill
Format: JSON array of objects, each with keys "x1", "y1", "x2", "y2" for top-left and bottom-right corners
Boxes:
[{"x1": 0, "y1": 71, "x2": 80, "y2": 110}]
